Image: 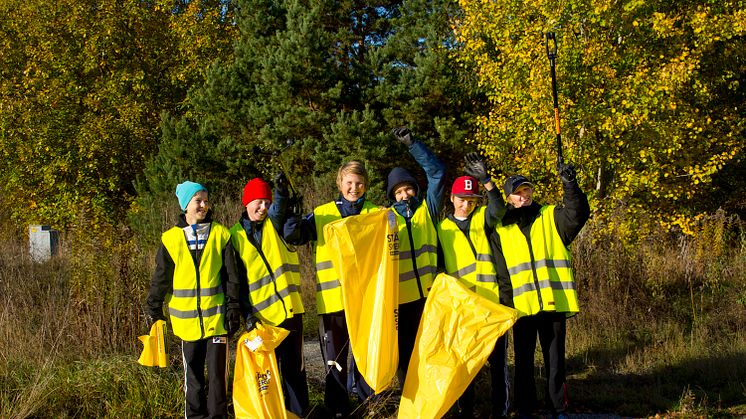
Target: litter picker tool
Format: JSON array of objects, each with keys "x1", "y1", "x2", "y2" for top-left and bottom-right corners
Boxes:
[
  {"x1": 274, "y1": 139, "x2": 304, "y2": 216},
  {"x1": 252, "y1": 139, "x2": 304, "y2": 215},
  {"x1": 546, "y1": 32, "x2": 564, "y2": 166}
]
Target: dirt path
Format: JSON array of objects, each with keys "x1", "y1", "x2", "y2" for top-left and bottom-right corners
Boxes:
[{"x1": 302, "y1": 340, "x2": 632, "y2": 419}]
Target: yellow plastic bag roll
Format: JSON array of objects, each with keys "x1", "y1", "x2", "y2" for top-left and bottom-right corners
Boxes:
[
  {"x1": 324, "y1": 209, "x2": 399, "y2": 394},
  {"x1": 398, "y1": 273, "x2": 519, "y2": 419},
  {"x1": 137, "y1": 319, "x2": 168, "y2": 368},
  {"x1": 233, "y1": 323, "x2": 299, "y2": 419}
]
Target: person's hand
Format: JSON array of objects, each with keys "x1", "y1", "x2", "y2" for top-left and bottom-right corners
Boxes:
[
  {"x1": 273, "y1": 172, "x2": 289, "y2": 195},
  {"x1": 145, "y1": 312, "x2": 166, "y2": 329},
  {"x1": 464, "y1": 152, "x2": 490, "y2": 184},
  {"x1": 246, "y1": 316, "x2": 260, "y2": 333},
  {"x1": 392, "y1": 127, "x2": 414, "y2": 147},
  {"x1": 225, "y1": 309, "x2": 242, "y2": 336},
  {"x1": 558, "y1": 162, "x2": 577, "y2": 184},
  {"x1": 288, "y1": 195, "x2": 304, "y2": 216}
]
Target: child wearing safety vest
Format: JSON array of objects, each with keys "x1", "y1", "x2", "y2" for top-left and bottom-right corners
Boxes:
[
  {"x1": 492, "y1": 163, "x2": 590, "y2": 419},
  {"x1": 436, "y1": 153, "x2": 511, "y2": 418},
  {"x1": 229, "y1": 175, "x2": 309, "y2": 417},
  {"x1": 145, "y1": 181, "x2": 242, "y2": 419},
  {"x1": 386, "y1": 127, "x2": 446, "y2": 386},
  {"x1": 284, "y1": 161, "x2": 378, "y2": 418}
]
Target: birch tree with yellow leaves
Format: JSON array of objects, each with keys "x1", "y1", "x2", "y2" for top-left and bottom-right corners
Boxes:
[{"x1": 453, "y1": 0, "x2": 745, "y2": 235}]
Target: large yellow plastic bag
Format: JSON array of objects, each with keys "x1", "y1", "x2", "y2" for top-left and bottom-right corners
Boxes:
[
  {"x1": 137, "y1": 319, "x2": 168, "y2": 367},
  {"x1": 233, "y1": 323, "x2": 299, "y2": 419},
  {"x1": 398, "y1": 273, "x2": 519, "y2": 419},
  {"x1": 324, "y1": 209, "x2": 399, "y2": 393}
]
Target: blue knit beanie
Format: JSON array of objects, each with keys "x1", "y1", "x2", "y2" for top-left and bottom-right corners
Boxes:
[{"x1": 175, "y1": 181, "x2": 207, "y2": 211}]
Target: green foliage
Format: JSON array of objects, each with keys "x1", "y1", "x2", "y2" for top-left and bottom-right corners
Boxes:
[
  {"x1": 454, "y1": 0, "x2": 746, "y2": 234},
  {"x1": 0, "y1": 0, "x2": 237, "y2": 229},
  {"x1": 133, "y1": 0, "x2": 486, "y2": 217}
]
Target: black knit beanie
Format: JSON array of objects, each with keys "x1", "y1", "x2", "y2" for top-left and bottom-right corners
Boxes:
[{"x1": 386, "y1": 167, "x2": 419, "y2": 200}]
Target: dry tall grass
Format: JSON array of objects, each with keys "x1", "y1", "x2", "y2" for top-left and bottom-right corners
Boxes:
[{"x1": 1, "y1": 206, "x2": 745, "y2": 418}]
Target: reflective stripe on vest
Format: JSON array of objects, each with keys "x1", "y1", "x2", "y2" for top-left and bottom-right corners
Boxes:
[
  {"x1": 314, "y1": 200, "x2": 379, "y2": 314},
  {"x1": 230, "y1": 220, "x2": 304, "y2": 326},
  {"x1": 437, "y1": 207, "x2": 500, "y2": 303},
  {"x1": 496, "y1": 205, "x2": 578, "y2": 316},
  {"x1": 394, "y1": 200, "x2": 438, "y2": 304},
  {"x1": 162, "y1": 223, "x2": 230, "y2": 341}
]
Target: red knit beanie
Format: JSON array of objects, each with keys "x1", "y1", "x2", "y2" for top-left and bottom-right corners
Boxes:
[{"x1": 242, "y1": 178, "x2": 272, "y2": 207}]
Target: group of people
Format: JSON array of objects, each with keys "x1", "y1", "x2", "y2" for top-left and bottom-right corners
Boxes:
[{"x1": 144, "y1": 127, "x2": 590, "y2": 419}]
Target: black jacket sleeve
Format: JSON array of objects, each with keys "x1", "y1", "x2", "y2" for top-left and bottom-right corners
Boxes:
[
  {"x1": 554, "y1": 180, "x2": 591, "y2": 246},
  {"x1": 221, "y1": 240, "x2": 241, "y2": 312},
  {"x1": 484, "y1": 186, "x2": 507, "y2": 231},
  {"x1": 146, "y1": 244, "x2": 173, "y2": 319},
  {"x1": 227, "y1": 238, "x2": 260, "y2": 325}
]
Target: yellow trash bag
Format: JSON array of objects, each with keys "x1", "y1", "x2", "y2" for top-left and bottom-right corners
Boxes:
[
  {"x1": 137, "y1": 319, "x2": 168, "y2": 368},
  {"x1": 398, "y1": 273, "x2": 519, "y2": 419},
  {"x1": 233, "y1": 323, "x2": 299, "y2": 419},
  {"x1": 324, "y1": 209, "x2": 399, "y2": 394}
]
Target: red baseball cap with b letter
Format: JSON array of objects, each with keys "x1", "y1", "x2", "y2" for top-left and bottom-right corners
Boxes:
[{"x1": 451, "y1": 176, "x2": 481, "y2": 197}]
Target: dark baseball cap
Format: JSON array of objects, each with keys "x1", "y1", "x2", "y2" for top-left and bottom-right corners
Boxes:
[{"x1": 503, "y1": 175, "x2": 533, "y2": 196}]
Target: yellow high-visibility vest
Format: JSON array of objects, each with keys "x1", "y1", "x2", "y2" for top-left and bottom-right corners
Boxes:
[
  {"x1": 393, "y1": 201, "x2": 438, "y2": 304},
  {"x1": 162, "y1": 223, "x2": 230, "y2": 341},
  {"x1": 437, "y1": 207, "x2": 500, "y2": 303},
  {"x1": 313, "y1": 200, "x2": 379, "y2": 314},
  {"x1": 230, "y1": 220, "x2": 304, "y2": 326},
  {"x1": 496, "y1": 205, "x2": 578, "y2": 316}
]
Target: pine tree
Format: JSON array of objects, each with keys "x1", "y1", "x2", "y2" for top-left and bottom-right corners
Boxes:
[{"x1": 137, "y1": 0, "x2": 487, "y2": 212}]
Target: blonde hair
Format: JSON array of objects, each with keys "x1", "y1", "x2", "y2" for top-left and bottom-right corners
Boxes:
[{"x1": 336, "y1": 160, "x2": 369, "y2": 190}]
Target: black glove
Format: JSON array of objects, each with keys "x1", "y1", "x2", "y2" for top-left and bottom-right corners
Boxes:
[
  {"x1": 558, "y1": 162, "x2": 577, "y2": 184},
  {"x1": 225, "y1": 308, "x2": 242, "y2": 336},
  {"x1": 273, "y1": 172, "x2": 289, "y2": 196},
  {"x1": 246, "y1": 315, "x2": 260, "y2": 333},
  {"x1": 464, "y1": 152, "x2": 490, "y2": 184},
  {"x1": 145, "y1": 312, "x2": 166, "y2": 329},
  {"x1": 288, "y1": 195, "x2": 304, "y2": 216},
  {"x1": 392, "y1": 127, "x2": 414, "y2": 147}
]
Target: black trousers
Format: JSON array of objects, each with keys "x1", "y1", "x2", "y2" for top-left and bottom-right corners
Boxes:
[
  {"x1": 513, "y1": 311, "x2": 567, "y2": 415},
  {"x1": 276, "y1": 315, "x2": 310, "y2": 417},
  {"x1": 319, "y1": 311, "x2": 373, "y2": 415},
  {"x1": 457, "y1": 334, "x2": 509, "y2": 417},
  {"x1": 397, "y1": 298, "x2": 426, "y2": 386},
  {"x1": 181, "y1": 336, "x2": 228, "y2": 419}
]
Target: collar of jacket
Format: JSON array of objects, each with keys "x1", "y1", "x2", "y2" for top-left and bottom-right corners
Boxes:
[
  {"x1": 392, "y1": 196, "x2": 422, "y2": 220},
  {"x1": 335, "y1": 194, "x2": 367, "y2": 217},
  {"x1": 502, "y1": 202, "x2": 541, "y2": 228}
]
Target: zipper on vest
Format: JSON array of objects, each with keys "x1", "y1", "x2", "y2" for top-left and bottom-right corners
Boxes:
[
  {"x1": 192, "y1": 224, "x2": 206, "y2": 339},
  {"x1": 251, "y1": 229, "x2": 289, "y2": 322},
  {"x1": 404, "y1": 207, "x2": 425, "y2": 299},
  {"x1": 525, "y1": 234, "x2": 543, "y2": 311},
  {"x1": 459, "y1": 218, "x2": 478, "y2": 259}
]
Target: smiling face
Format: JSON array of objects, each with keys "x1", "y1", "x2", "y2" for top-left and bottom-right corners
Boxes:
[
  {"x1": 338, "y1": 173, "x2": 366, "y2": 202},
  {"x1": 184, "y1": 191, "x2": 209, "y2": 224},
  {"x1": 246, "y1": 198, "x2": 271, "y2": 222},
  {"x1": 507, "y1": 185, "x2": 534, "y2": 208},
  {"x1": 451, "y1": 195, "x2": 479, "y2": 218},
  {"x1": 393, "y1": 183, "x2": 417, "y2": 203}
]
